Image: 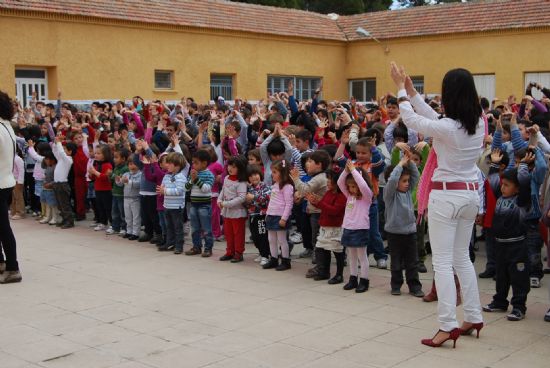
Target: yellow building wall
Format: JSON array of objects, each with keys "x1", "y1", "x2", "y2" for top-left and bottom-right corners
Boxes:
[
  {"x1": 346, "y1": 29, "x2": 550, "y2": 100},
  {"x1": 2, "y1": 12, "x2": 550, "y2": 103},
  {"x1": 0, "y1": 15, "x2": 348, "y2": 102}
]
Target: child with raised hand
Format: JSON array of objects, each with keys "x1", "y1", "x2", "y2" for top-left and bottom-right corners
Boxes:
[
  {"x1": 202, "y1": 145, "x2": 224, "y2": 241},
  {"x1": 52, "y1": 134, "x2": 76, "y2": 229},
  {"x1": 40, "y1": 151, "x2": 59, "y2": 225},
  {"x1": 384, "y1": 150, "x2": 424, "y2": 297},
  {"x1": 245, "y1": 165, "x2": 271, "y2": 265},
  {"x1": 260, "y1": 123, "x2": 294, "y2": 185},
  {"x1": 337, "y1": 160, "x2": 373, "y2": 293},
  {"x1": 109, "y1": 148, "x2": 129, "y2": 235},
  {"x1": 263, "y1": 159, "x2": 294, "y2": 271},
  {"x1": 290, "y1": 150, "x2": 330, "y2": 267},
  {"x1": 218, "y1": 155, "x2": 248, "y2": 263},
  {"x1": 482, "y1": 148, "x2": 532, "y2": 322},
  {"x1": 185, "y1": 149, "x2": 215, "y2": 257},
  {"x1": 305, "y1": 169, "x2": 347, "y2": 284},
  {"x1": 88, "y1": 144, "x2": 113, "y2": 232},
  {"x1": 157, "y1": 152, "x2": 187, "y2": 254},
  {"x1": 120, "y1": 154, "x2": 141, "y2": 241}
]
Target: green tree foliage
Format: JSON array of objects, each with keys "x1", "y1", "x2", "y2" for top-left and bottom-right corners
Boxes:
[
  {"x1": 230, "y1": 0, "x2": 393, "y2": 14},
  {"x1": 396, "y1": 0, "x2": 464, "y2": 7}
]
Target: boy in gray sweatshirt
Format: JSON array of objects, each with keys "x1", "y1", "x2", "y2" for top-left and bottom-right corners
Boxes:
[
  {"x1": 121, "y1": 158, "x2": 142, "y2": 240},
  {"x1": 383, "y1": 151, "x2": 423, "y2": 297}
]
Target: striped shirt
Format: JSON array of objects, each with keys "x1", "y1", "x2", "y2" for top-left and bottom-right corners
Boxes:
[
  {"x1": 185, "y1": 169, "x2": 214, "y2": 203},
  {"x1": 162, "y1": 171, "x2": 187, "y2": 209}
]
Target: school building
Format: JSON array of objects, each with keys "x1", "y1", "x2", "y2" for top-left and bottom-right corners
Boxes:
[{"x1": 1, "y1": 0, "x2": 550, "y2": 106}]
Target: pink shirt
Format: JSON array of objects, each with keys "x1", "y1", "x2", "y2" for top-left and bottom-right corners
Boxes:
[
  {"x1": 266, "y1": 183, "x2": 294, "y2": 221},
  {"x1": 208, "y1": 161, "x2": 224, "y2": 196},
  {"x1": 337, "y1": 169, "x2": 372, "y2": 230}
]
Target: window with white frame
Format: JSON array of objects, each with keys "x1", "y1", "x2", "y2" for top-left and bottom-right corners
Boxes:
[
  {"x1": 349, "y1": 79, "x2": 376, "y2": 102},
  {"x1": 473, "y1": 74, "x2": 496, "y2": 102},
  {"x1": 410, "y1": 76, "x2": 424, "y2": 95},
  {"x1": 154, "y1": 70, "x2": 173, "y2": 89},
  {"x1": 267, "y1": 75, "x2": 322, "y2": 101},
  {"x1": 210, "y1": 75, "x2": 233, "y2": 100},
  {"x1": 525, "y1": 72, "x2": 550, "y2": 100}
]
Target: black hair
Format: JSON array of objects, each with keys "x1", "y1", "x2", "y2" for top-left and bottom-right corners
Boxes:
[
  {"x1": 36, "y1": 141, "x2": 51, "y2": 156},
  {"x1": 308, "y1": 150, "x2": 331, "y2": 171},
  {"x1": 326, "y1": 169, "x2": 341, "y2": 193},
  {"x1": 227, "y1": 155, "x2": 248, "y2": 182},
  {"x1": 193, "y1": 149, "x2": 212, "y2": 164},
  {"x1": 386, "y1": 97, "x2": 398, "y2": 106},
  {"x1": 296, "y1": 129, "x2": 312, "y2": 143},
  {"x1": 501, "y1": 168, "x2": 520, "y2": 188},
  {"x1": 115, "y1": 147, "x2": 130, "y2": 161},
  {"x1": 248, "y1": 148, "x2": 261, "y2": 163},
  {"x1": 0, "y1": 90, "x2": 15, "y2": 120},
  {"x1": 392, "y1": 121, "x2": 408, "y2": 143},
  {"x1": 43, "y1": 150, "x2": 57, "y2": 163},
  {"x1": 65, "y1": 142, "x2": 78, "y2": 157},
  {"x1": 480, "y1": 97, "x2": 490, "y2": 110},
  {"x1": 441, "y1": 68, "x2": 482, "y2": 135},
  {"x1": 319, "y1": 144, "x2": 337, "y2": 159},
  {"x1": 365, "y1": 128, "x2": 383, "y2": 146},
  {"x1": 247, "y1": 164, "x2": 264, "y2": 181},
  {"x1": 384, "y1": 164, "x2": 411, "y2": 182},
  {"x1": 267, "y1": 137, "x2": 285, "y2": 157},
  {"x1": 46, "y1": 103, "x2": 55, "y2": 110}
]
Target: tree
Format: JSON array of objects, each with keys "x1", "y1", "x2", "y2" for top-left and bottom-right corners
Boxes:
[
  {"x1": 230, "y1": 0, "x2": 394, "y2": 14},
  {"x1": 395, "y1": 0, "x2": 464, "y2": 7}
]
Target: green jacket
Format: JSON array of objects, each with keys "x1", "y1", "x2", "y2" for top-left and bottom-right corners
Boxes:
[{"x1": 110, "y1": 164, "x2": 129, "y2": 197}]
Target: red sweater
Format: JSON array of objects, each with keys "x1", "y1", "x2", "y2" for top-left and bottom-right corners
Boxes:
[
  {"x1": 92, "y1": 161, "x2": 113, "y2": 191},
  {"x1": 316, "y1": 190, "x2": 347, "y2": 227}
]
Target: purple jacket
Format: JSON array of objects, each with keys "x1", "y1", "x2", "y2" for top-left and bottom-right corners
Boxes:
[{"x1": 143, "y1": 162, "x2": 166, "y2": 211}]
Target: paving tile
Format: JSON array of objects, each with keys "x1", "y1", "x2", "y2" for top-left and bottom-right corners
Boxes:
[
  {"x1": 2, "y1": 335, "x2": 86, "y2": 363},
  {"x1": 97, "y1": 334, "x2": 178, "y2": 360},
  {"x1": 150, "y1": 320, "x2": 228, "y2": 345},
  {"x1": 38, "y1": 348, "x2": 126, "y2": 368},
  {"x1": 0, "y1": 351, "x2": 34, "y2": 368},
  {"x1": 189, "y1": 331, "x2": 271, "y2": 356},
  {"x1": 60, "y1": 323, "x2": 138, "y2": 347},
  {"x1": 140, "y1": 346, "x2": 226, "y2": 368},
  {"x1": 237, "y1": 318, "x2": 316, "y2": 342},
  {"x1": 282, "y1": 327, "x2": 366, "y2": 354},
  {"x1": 332, "y1": 340, "x2": 422, "y2": 368},
  {"x1": 236, "y1": 342, "x2": 324, "y2": 368}
]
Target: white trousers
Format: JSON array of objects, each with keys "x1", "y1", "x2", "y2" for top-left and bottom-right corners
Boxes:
[
  {"x1": 428, "y1": 189, "x2": 483, "y2": 331},
  {"x1": 124, "y1": 197, "x2": 141, "y2": 236}
]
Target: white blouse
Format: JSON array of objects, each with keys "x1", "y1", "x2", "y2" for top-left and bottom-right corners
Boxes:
[{"x1": 397, "y1": 89, "x2": 484, "y2": 183}]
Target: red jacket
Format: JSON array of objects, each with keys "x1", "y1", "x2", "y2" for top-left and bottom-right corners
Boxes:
[
  {"x1": 92, "y1": 161, "x2": 113, "y2": 191},
  {"x1": 73, "y1": 147, "x2": 88, "y2": 178},
  {"x1": 316, "y1": 190, "x2": 346, "y2": 227}
]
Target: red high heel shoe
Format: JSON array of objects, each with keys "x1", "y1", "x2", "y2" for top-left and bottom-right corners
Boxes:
[
  {"x1": 421, "y1": 328, "x2": 461, "y2": 348},
  {"x1": 459, "y1": 322, "x2": 484, "y2": 338}
]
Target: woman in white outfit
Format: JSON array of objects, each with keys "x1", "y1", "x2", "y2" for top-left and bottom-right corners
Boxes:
[{"x1": 390, "y1": 63, "x2": 484, "y2": 348}]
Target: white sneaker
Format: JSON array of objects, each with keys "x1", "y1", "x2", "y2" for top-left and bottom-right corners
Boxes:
[
  {"x1": 530, "y1": 277, "x2": 541, "y2": 288},
  {"x1": 376, "y1": 259, "x2": 388, "y2": 269},
  {"x1": 94, "y1": 224, "x2": 106, "y2": 231},
  {"x1": 106, "y1": 227, "x2": 116, "y2": 235},
  {"x1": 290, "y1": 232, "x2": 303, "y2": 244},
  {"x1": 260, "y1": 257, "x2": 269, "y2": 266},
  {"x1": 119, "y1": 230, "x2": 126, "y2": 236},
  {"x1": 89, "y1": 222, "x2": 100, "y2": 227},
  {"x1": 254, "y1": 255, "x2": 262, "y2": 262}
]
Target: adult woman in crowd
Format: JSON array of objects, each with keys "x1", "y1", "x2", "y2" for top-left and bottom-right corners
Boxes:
[
  {"x1": 0, "y1": 90, "x2": 22, "y2": 284},
  {"x1": 390, "y1": 63, "x2": 483, "y2": 347}
]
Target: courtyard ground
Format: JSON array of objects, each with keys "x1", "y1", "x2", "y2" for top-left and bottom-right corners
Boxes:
[{"x1": 1, "y1": 219, "x2": 549, "y2": 368}]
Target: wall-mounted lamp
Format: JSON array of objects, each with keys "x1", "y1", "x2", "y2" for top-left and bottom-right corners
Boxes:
[{"x1": 356, "y1": 27, "x2": 390, "y2": 54}]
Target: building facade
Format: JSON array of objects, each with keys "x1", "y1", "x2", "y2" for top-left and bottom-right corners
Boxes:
[{"x1": 1, "y1": 0, "x2": 549, "y2": 105}]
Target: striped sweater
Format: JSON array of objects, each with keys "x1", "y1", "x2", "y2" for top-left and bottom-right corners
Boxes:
[
  {"x1": 185, "y1": 169, "x2": 215, "y2": 203},
  {"x1": 162, "y1": 171, "x2": 187, "y2": 209}
]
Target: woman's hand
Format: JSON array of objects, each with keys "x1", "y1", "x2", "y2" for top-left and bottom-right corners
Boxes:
[{"x1": 390, "y1": 62, "x2": 406, "y2": 90}]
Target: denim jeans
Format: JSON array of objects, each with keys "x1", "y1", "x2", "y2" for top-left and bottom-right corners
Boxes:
[
  {"x1": 165, "y1": 208, "x2": 184, "y2": 251},
  {"x1": 190, "y1": 202, "x2": 213, "y2": 251},
  {"x1": 111, "y1": 196, "x2": 126, "y2": 232},
  {"x1": 525, "y1": 219, "x2": 544, "y2": 279},
  {"x1": 367, "y1": 201, "x2": 387, "y2": 261}
]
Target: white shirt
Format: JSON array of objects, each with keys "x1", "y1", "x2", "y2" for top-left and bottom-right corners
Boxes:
[
  {"x1": 398, "y1": 89, "x2": 484, "y2": 183},
  {"x1": 0, "y1": 118, "x2": 16, "y2": 189},
  {"x1": 52, "y1": 142, "x2": 73, "y2": 183}
]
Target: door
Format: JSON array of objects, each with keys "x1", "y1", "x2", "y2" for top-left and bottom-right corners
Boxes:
[{"x1": 15, "y1": 69, "x2": 48, "y2": 107}]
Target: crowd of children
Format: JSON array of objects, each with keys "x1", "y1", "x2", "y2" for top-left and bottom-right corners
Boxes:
[{"x1": 4, "y1": 82, "x2": 550, "y2": 322}]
